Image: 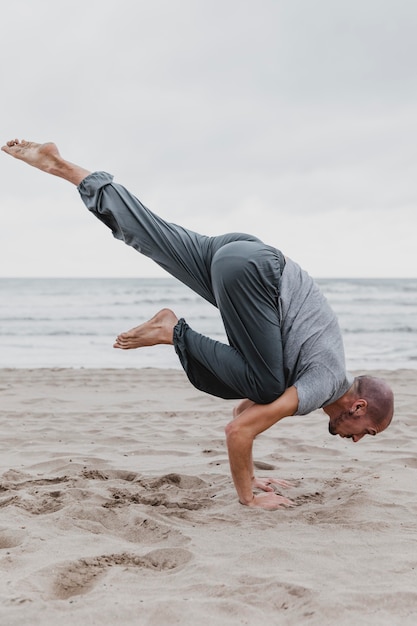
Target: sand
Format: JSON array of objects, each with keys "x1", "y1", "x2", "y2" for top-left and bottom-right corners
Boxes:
[{"x1": 0, "y1": 367, "x2": 416, "y2": 626}]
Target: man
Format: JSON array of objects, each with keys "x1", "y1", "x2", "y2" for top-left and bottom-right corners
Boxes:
[{"x1": 2, "y1": 139, "x2": 394, "y2": 510}]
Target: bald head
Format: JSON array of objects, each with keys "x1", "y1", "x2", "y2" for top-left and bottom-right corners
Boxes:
[{"x1": 353, "y1": 375, "x2": 394, "y2": 429}]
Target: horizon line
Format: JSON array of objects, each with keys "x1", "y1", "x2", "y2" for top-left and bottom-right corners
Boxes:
[{"x1": 1, "y1": 275, "x2": 416, "y2": 281}]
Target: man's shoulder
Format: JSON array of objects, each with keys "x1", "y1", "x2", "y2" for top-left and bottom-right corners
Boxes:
[{"x1": 294, "y1": 365, "x2": 352, "y2": 415}]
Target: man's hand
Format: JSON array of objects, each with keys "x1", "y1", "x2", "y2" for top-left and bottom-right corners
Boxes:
[
  {"x1": 246, "y1": 492, "x2": 296, "y2": 510},
  {"x1": 252, "y1": 476, "x2": 294, "y2": 492}
]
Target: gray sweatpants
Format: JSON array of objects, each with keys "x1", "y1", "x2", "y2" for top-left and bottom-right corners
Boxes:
[{"x1": 78, "y1": 172, "x2": 286, "y2": 404}]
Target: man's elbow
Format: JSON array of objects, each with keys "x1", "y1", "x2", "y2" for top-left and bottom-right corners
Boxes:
[
  {"x1": 224, "y1": 420, "x2": 255, "y2": 448},
  {"x1": 224, "y1": 420, "x2": 246, "y2": 443},
  {"x1": 224, "y1": 420, "x2": 236, "y2": 440}
]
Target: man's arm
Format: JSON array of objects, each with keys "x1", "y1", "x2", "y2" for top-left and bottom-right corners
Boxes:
[{"x1": 225, "y1": 386, "x2": 299, "y2": 510}]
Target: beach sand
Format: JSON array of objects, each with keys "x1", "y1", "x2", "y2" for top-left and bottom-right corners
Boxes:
[{"x1": 0, "y1": 367, "x2": 416, "y2": 626}]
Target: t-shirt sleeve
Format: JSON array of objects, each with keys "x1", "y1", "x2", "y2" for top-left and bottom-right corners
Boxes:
[{"x1": 293, "y1": 366, "x2": 340, "y2": 415}]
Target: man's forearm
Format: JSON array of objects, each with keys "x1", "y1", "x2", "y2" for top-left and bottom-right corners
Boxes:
[
  {"x1": 225, "y1": 387, "x2": 299, "y2": 506},
  {"x1": 225, "y1": 426, "x2": 255, "y2": 504}
]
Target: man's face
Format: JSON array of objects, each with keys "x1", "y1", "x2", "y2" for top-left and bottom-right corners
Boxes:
[{"x1": 328, "y1": 410, "x2": 381, "y2": 443}]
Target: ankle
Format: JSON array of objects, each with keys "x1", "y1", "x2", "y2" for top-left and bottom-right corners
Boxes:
[
  {"x1": 49, "y1": 160, "x2": 92, "y2": 185},
  {"x1": 47, "y1": 156, "x2": 67, "y2": 177}
]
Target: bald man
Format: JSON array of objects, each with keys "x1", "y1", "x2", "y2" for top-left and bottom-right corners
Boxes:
[{"x1": 2, "y1": 139, "x2": 394, "y2": 510}]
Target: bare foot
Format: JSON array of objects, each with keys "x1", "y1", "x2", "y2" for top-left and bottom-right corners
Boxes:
[
  {"x1": 114, "y1": 308, "x2": 179, "y2": 350},
  {"x1": 2, "y1": 139, "x2": 91, "y2": 185},
  {"x1": 2, "y1": 139, "x2": 63, "y2": 172}
]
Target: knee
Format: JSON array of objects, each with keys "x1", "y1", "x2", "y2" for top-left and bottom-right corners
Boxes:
[{"x1": 211, "y1": 241, "x2": 259, "y2": 284}]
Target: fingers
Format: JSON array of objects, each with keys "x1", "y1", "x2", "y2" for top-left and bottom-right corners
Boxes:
[
  {"x1": 270, "y1": 479, "x2": 295, "y2": 489},
  {"x1": 251, "y1": 492, "x2": 296, "y2": 510},
  {"x1": 254, "y1": 477, "x2": 294, "y2": 490},
  {"x1": 272, "y1": 496, "x2": 296, "y2": 509}
]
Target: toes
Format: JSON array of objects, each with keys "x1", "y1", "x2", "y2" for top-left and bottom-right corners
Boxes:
[
  {"x1": 5, "y1": 139, "x2": 20, "y2": 148},
  {"x1": 4, "y1": 139, "x2": 30, "y2": 149},
  {"x1": 114, "y1": 336, "x2": 129, "y2": 349}
]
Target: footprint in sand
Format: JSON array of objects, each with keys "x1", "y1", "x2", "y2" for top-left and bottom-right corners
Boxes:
[
  {"x1": 0, "y1": 529, "x2": 25, "y2": 549},
  {"x1": 123, "y1": 516, "x2": 189, "y2": 545},
  {"x1": 294, "y1": 491, "x2": 325, "y2": 506},
  {"x1": 81, "y1": 469, "x2": 139, "y2": 482},
  {"x1": 68, "y1": 505, "x2": 189, "y2": 546},
  {"x1": 238, "y1": 573, "x2": 313, "y2": 607},
  {"x1": 15, "y1": 490, "x2": 65, "y2": 516},
  {"x1": 138, "y1": 473, "x2": 207, "y2": 490},
  {"x1": 78, "y1": 468, "x2": 215, "y2": 513},
  {"x1": 50, "y1": 547, "x2": 192, "y2": 600},
  {"x1": 103, "y1": 472, "x2": 215, "y2": 513},
  {"x1": 0, "y1": 473, "x2": 68, "y2": 515}
]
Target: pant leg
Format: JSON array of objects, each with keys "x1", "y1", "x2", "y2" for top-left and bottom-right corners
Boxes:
[
  {"x1": 174, "y1": 241, "x2": 286, "y2": 403},
  {"x1": 78, "y1": 172, "x2": 260, "y2": 306},
  {"x1": 78, "y1": 172, "x2": 285, "y2": 403}
]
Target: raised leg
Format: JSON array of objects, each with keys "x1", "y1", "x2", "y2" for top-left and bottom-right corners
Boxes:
[
  {"x1": 3, "y1": 140, "x2": 286, "y2": 404},
  {"x1": 78, "y1": 173, "x2": 286, "y2": 403},
  {"x1": 78, "y1": 171, "x2": 262, "y2": 306}
]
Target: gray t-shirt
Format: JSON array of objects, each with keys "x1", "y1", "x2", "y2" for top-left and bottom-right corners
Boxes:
[{"x1": 279, "y1": 258, "x2": 353, "y2": 415}]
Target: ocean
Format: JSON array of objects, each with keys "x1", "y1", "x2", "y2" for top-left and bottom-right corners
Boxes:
[{"x1": 1, "y1": 277, "x2": 416, "y2": 372}]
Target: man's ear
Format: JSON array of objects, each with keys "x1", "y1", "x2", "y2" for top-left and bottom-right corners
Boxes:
[{"x1": 350, "y1": 399, "x2": 368, "y2": 416}]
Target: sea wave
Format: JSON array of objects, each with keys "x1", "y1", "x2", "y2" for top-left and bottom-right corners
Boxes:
[{"x1": 1, "y1": 277, "x2": 416, "y2": 369}]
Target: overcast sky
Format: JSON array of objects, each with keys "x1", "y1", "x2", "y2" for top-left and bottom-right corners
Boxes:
[{"x1": 1, "y1": 0, "x2": 416, "y2": 278}]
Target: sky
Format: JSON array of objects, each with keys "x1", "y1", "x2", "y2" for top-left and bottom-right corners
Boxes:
[{"x1": 1, "y1": 0, "x2": 416, "y2": 278}]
